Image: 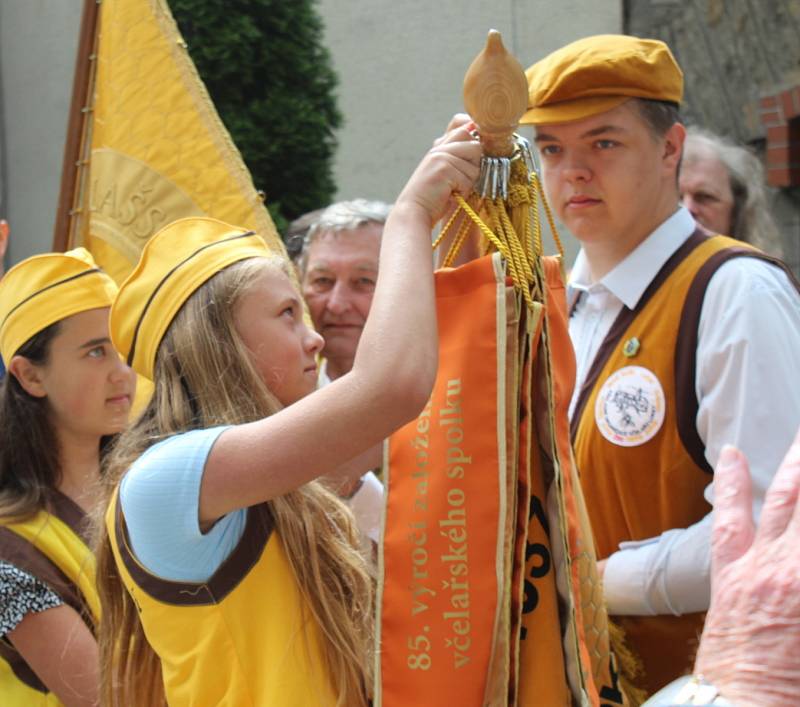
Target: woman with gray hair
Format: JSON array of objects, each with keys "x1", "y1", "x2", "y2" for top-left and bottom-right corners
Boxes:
[{"x1": 679, "y1": 126, "x2": 783, "y2": 256}]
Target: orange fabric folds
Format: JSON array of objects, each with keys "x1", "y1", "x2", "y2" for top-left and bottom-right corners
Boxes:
[
  {"x1": 377, "y1": 253, "x2": 512, "y2": 706},
  {"x1": 377, "y1": 251, "x2": 630, "y2": 706},
  {"x1": 376, "y1": 137, "x2": 631, "y2": 703}
]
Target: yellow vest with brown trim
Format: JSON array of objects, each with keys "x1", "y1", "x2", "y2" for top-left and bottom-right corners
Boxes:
[
  {"x1": 106, "y1": 488, "x2": 339, "y2": 707},
  {"x1": 571, "y1": 231, "x2": 799, "y2": 694},
  {"x1": 0, "y1": 493, "x2": 98, "y2": 706}
]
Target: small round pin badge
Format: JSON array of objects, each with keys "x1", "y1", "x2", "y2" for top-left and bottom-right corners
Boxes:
[{"x1": 622, "y1": 336, "x2": 640, "y2": 358}]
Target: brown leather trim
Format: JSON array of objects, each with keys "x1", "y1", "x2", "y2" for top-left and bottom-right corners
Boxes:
[
  {"x1": 675, "y1": 249, "x2": 800, "y2": 474},
  {"x1": 0, "y1": 524, "x2": 96, "y2": 694},
  {"x1": 0, "y1": 638, "x2": 47, "y2": 694},
  {"x1": 570, "y1": 230, "x2": 709, "y2": 440},
  {"x1": 0, "y1": 527, "x2": 89, "y2": 621},
  {"x1": 47, "y1": 489, "x2": 91, "y2": 546},
  {"x1": 114, "y1": 498, "x2": 274, "y2": 605}
]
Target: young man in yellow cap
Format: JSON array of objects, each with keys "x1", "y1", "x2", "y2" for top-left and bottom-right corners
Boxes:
[{"x1": 520, "y1": 34, "x2": 800, "y2": 694}]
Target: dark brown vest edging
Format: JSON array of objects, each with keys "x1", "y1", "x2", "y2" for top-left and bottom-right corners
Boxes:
[
  {"x1": 570, "y1": 231, "x2": 800, "y2": 474},
  {"x1": 0, "y1": 496, "x2": 93, "y2": 695},
  {"x1": 674, "y1": 248, "x2": 800, "y2": 472},
  {"x1": 114, "y1": 496, "x2": 274, "y2": 606},
  {"x1": 569, "y1": 230, "x2": 707, "y2": 441}
]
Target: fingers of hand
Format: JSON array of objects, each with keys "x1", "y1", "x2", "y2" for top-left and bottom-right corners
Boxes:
[
  {"x1": 434, "y1": 115, "x2": 472, "y2": 147},
  {"x1": 399, "y1": 133, "x2": 481, "y2": 222},
  {"x1": 445, "y1": 113, "x2": 472, "y2": 133},
  {"x1": 756, "y1": 428, "x2": 800, "y2": 545},
  {"x1": 711, "y1": 445, "x2": 755, "y2": 571},
  {"x1": 434, "y1": 150, "x2": 480, "y2": 196},
  {"x1": 430, "y1": 139, "x2": 482, "y2": 177},
  {"x1": 435, "y1": 124, "x2": 480, "y2": 149}
]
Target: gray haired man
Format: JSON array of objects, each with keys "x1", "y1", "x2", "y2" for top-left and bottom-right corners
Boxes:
[{"x1": 300, "y1": 199, "x2": 391, "y2": 384}]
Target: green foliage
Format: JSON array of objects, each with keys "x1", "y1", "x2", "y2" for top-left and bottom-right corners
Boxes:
[{"x1": 169, "y1": 0, "x2": 342, "y2": 230}]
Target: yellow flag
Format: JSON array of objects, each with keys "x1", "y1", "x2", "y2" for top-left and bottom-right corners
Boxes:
[{"x1": 67, "y1": 0, "x2": 283, "y2": 284}]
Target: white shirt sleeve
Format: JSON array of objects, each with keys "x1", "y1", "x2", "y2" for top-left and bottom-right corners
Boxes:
[
  {"x1": 603, "y1": 257, "x2": 800, "y2": 616},
  {"x1": 346, "y1": 471, "x2": 384, "y2": 543}
]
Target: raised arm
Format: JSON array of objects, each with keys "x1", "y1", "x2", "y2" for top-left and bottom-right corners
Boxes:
[{"x1": 199, "y1": 126, "x2": 481, "y2": 523}]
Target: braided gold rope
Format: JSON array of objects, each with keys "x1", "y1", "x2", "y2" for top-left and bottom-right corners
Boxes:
[
  {"x1": 528, "y1": 178, "x2": 543, "y2": 257},
  {"x1": 434, "y1": 154, "x2": 561, "y2": 310},
  {"x1": 453, "y1": 195, "x2": 511, "y2": 260},
  {"x1": 442, "y1": 210, "x2": 475, "y2": 269},
  {"x1": 484, "y1": 199, "x2": 528, "y2": 303},
  {"x1": 432, "y1": 203, "x2": 464, "y2": 252},
  {"x1": 496, "y1": 199, "x2": 534, "y2": 282},
  {"x1": 530, "y1": 170, "x2": 564, "y2": 258}
]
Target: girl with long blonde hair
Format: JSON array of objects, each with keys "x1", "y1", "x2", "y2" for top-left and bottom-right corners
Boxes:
[
  {"x1": 0, "y1": 249, "x2": 135, "y2": 706},
  {"x1": 95, "y1": 125, "x2": 481, "y2": 706}
]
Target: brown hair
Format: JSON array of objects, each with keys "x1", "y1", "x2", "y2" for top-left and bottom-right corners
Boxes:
[
  {"x1": 95, "y1": 257, "x2": 373, "y2": 706},
  {"x1": 633, "y1": 98, "x2": 682, "y2": 139},
  {"x1": 0, "y1": 324, "x2": 63, "y2": 521}
]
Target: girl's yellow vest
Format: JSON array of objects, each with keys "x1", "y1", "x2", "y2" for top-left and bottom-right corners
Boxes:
[
  {"x1": 107, "y1": 489, "x2": 339, "y2": 706},
  {"x1": 572, "y1": 232, "x2": 797, "y2": 694},
  {"x1": 0, "y1": 493, "x2": 98, "y2": 706}
]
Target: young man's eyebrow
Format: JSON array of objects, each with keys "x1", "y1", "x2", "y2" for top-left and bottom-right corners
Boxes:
[
  {"x1": 579, "y1": 125, "x2": 627, "y2": 139},
  {"x1": 534, "y1": 125, "x2": 627, "y2": 143}
]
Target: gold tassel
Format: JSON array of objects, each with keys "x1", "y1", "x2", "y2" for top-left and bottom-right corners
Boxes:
[{"x1": 608, "y1": 619, "x2": 648, "y2": 706}]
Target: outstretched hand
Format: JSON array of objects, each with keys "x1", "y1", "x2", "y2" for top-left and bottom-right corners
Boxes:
[
  {"x1": 0, "y1": 219, "x2": 9, "y2": 260},
  {"x1": 394, "y1": 121, "x2": 482, "y2": 228},
  {"x1": 695, "y1": 427, "x2": 800, "y2": 706}
]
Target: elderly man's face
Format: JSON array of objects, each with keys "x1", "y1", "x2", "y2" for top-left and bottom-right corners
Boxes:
[
  {"x1": 301, "y1": 224, "x2": 382, "y2": 366},
  {"x1": 679, "y1": 152, "x2": 735, "y2": 236}
]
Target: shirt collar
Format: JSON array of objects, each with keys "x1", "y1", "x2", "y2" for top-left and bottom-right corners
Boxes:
[{"x1": 568, "y1": 207, "x2": 696, "y2": 310}]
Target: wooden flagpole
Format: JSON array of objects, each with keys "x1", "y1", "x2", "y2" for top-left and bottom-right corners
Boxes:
[{"x1": 52, "y1": 0, "x2": 100, "y2": 251}]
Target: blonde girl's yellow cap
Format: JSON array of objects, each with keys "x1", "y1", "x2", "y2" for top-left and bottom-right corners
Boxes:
[
  {"x1": 0, "y1": 247, "x2": 118, "y2": 363},
  {"x1": 111, "y1": 216, "x2": 272, "y2": 380}
]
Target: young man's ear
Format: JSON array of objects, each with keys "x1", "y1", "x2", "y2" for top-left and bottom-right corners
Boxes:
[
  {"x1": 7, "y1": 356, "x2": 47, "y2": 398},
  {"x1": 662, "y1": 122, "x2": 686, "y2": 172}
]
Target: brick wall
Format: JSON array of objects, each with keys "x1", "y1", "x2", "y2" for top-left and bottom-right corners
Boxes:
[{"x1": 627, "y1": 0, "x2": 800, "y2": 274}]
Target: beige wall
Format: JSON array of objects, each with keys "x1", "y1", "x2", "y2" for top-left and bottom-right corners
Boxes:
[
  {"x1": 0, "y1": 1, "x2": 621, "y2": 268},
  {"x1": 317, "y1": 0, "x2": 623, "y2": 264},
  {"x1": 0, "y1": 0, "x2": 82, "y2": 267}
]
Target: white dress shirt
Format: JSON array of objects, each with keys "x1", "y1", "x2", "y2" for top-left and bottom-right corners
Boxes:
[
  {"x1": 316, "y1": 358, "x2": 333, "y2": 388},
  {"x1": 568, "y1": 207, "x2": 800, "y2": 616}
]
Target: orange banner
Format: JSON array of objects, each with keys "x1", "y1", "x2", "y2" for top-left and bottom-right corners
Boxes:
[
  {"x1": 378, "y1": 252, "x2": 628, "y2": 706},
  {"x1": 378, "y1": 254, "x2": 510, "y2": 706}
]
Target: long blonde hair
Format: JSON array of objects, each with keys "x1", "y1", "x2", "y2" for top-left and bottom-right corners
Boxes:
[{"x1": 95, "y1": 257, "x2": 373, "y2": 706}]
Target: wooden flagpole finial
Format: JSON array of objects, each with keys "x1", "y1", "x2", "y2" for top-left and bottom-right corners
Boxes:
[{"x1": 463, "y1": 30, "x2": 529, "y2": 158}]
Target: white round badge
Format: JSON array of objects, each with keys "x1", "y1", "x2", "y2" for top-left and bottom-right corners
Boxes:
[{"x1": 595, "y1": 365, "x2": 665, "y2": 447}]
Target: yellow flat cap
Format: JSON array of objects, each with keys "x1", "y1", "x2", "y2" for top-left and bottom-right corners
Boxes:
[
  {"x1": 520, "y1": 34, "x2": 683, "y2": 125},
  {"x1": 111, "y1": 217, "x2": 271, "y2": 380},
  {"x1": 0, "y1": 248, "x2": 117, "y2": 363}
]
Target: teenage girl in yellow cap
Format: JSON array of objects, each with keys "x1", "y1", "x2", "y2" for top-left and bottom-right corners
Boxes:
[
  {"x1": 95, "y1": 125, "x2": 480, "y2": 706},
  {"x1": 0, "y1": 248, "x2": 135, "y2": 706}
]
